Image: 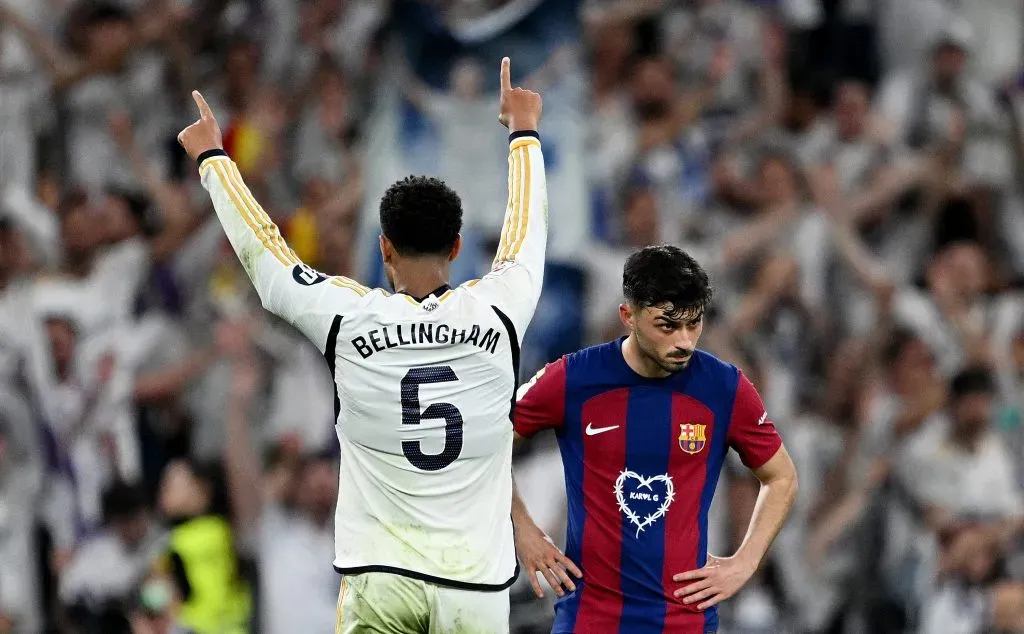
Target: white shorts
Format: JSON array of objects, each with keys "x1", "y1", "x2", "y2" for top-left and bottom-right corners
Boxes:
[{"x1": 335, "y1": 572, "x2": 510, "y2": 634}]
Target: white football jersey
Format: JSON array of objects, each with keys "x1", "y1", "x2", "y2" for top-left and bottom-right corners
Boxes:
[{"x1": 198, "y1": 132, "x2": 547, "y2": 590}]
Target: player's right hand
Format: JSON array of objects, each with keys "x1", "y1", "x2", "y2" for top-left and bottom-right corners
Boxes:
[
  {"x1": 177, "y1": 90, "x2": 224, "y2": 161},
  {"x1": 515, "y1": 522, "x2": 582, "y2": 598},
  {"x1": 498, "y1": 57, "x2": 542, "y2": 133}
]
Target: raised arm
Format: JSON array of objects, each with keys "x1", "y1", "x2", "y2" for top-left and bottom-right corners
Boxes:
[
  {"x1": 178, "y1": 91, "x2": 368, "y2": 350},
  {"x1": 469, "y1": 58, "x2": 548, "y2": 337},
  {"x1": 0, "y1": 5, "x2": 77, "y2": 81},
  {"x1": 806, "y1": 165, "x2": 894, "y2": 295}
]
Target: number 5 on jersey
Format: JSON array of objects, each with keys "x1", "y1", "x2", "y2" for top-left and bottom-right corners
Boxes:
[{"x1": 401, "y1": 366, "x2": 464, "y2": 471}]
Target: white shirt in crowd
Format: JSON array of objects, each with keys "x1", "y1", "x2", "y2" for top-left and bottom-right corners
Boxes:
[{"x1": 258, "y1": 505, "x2": 337, "y2": 634}]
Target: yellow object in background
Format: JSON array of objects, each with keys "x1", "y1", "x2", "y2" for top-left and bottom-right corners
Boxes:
[
  {"x1": 224, "y1": 119, "x2": 265, "y2": 177},
  {"x1": 169, "y1": 515, "x2": 252, "y2": 634},
  {"x1": 286, "y1": 206, "x2": 320, "y2": 268}
]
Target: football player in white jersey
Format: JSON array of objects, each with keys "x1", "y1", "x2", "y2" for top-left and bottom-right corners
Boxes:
[{"x1": 177, "y1": 58, "x2": 545, "y2": 633}]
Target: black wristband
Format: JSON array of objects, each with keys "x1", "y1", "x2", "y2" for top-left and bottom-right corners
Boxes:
[
  {"x1": 196, "y1": 148, "x2": 228, "y2": 167},
  {"x1": 509, "y1": 130, "x2": 540, "y2": 143}
]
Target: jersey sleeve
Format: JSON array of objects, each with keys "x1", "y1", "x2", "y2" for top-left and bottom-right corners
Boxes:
[
  {"x1": 727, "y1": 371, "x2": 783, "y2": 469},
  {"x1": 198, "y1": 153, "x2": 370, "y2": 351},
  {"x1": 463, "y1": 132, "x2": 548, "y2": 342},
  {"x1": 513, "y1": 356, "x2": 566, "y2": 438}
]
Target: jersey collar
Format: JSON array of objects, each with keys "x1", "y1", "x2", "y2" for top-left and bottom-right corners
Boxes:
[
  {"x1": 612, "y1": 336, "x2": 696, "y2": 387},
  {"x1": 401, "y1": 284, "x2": 451, "y2": 303}
]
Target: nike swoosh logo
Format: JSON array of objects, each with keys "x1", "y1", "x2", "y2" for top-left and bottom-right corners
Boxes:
[
  {"x1": 757, "y1": 412, "x2": 768, "y2": 426},
  {"x1": 585, "y1": 422, "x2": 619, "y2": 436}
]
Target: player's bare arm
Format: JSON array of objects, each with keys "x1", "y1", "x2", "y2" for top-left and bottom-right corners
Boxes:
[
  {"x1": 673, "y1": 445, "x2": 797, "y2": 610},
  {"x1": 509, "y1": 360, "x2": 579, "y2": 599},
  {"x1": 512, "y1": 478, "x2": 581, "y2": 599}
]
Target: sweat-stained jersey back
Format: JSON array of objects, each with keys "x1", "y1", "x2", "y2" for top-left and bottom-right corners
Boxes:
[{"x1": 196, "y1": 131, "x2": 548, "y2": 590}]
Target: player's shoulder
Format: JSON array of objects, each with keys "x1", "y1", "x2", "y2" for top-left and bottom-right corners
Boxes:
[
  {"x1": 692, "y1": 349, "x2": 743, "y2": 389},
  {"x1": 564, "y1": 339, "x2": 618, "y2": 364},
  {"x1": 323, "y1": 274, "x2": 404, "y2": 312},
  {"x1": 519, "y1": 340, "x2": 612, "y2": 388},
  {"x1": 692, "y1": 349, "x2": 739, "y2": 377},
  {"x1": 289, "y1": 263, "x2": 388, "y2": 308},
  {"x1": 561, "y1": 339, "x2": 626, "y2": 385}
]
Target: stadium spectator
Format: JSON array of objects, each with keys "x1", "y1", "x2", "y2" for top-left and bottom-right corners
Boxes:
[
  {"x1": 221, "y1": 336, "x2": 338, "y2": 634},
  {"x1": 156, "y1": 457, "x2": 251, "y2": 634},
  {"x1": 58, "y1": 482, "x2": 165, "y2": 627}
]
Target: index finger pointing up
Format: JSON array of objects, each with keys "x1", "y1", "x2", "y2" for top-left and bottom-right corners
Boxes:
[
  {"x1": 500, "y1": 57, "x2": 511, "y2": 93},
  {"x1": 192, "y1": 90, "x2": 214, "y2": 121}
]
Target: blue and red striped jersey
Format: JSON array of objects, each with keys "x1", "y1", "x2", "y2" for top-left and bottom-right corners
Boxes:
[{"x1": 514, "y1": 339, "x2": 783, "y2": 634}]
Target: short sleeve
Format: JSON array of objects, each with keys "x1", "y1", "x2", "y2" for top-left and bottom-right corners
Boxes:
[
  {"x1": 727, "y1": 371, "x2": 783, "y2": 469},
  {"x1": 513, "y1": 356, "x2": 567, "y2": 438}
]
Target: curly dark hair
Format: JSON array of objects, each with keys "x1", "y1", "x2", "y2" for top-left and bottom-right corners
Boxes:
[
  {"x1": 623, "y1": 245, "x2": 713, "y2": 320},
  {"x1": 379, "y1": 176, "x2": 463, "y2": 257}
]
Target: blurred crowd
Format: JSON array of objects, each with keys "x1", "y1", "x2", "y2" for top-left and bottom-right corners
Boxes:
[{"x1": 0, "y1": 0, "x2": 1023, "y2": 633}]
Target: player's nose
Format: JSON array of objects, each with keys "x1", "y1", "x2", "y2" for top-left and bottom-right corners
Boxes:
[{"x1": 672, "y1": 332, "x2": 698, "y2": 353}]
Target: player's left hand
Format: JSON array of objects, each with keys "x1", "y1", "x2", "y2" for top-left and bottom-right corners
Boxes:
[
  {"x1": 177, "y1": 90, "x2": 223, "y2": 161},
  {"x1": 672, "y1": 553, "x2": 756, "y2": 610}
]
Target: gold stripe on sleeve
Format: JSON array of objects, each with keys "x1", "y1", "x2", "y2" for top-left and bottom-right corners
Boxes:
[
  {"x1": 509, "y1": 137, "x2": 541, "y2": 152},
  {"x1": 330, "y1": 277, "x2": 369, "y2": 296},
  {"x1": 210, "y1": 161, "x2": 292, "y2": 266},
  {"x1": 494, "y1": 151, "x2": 517, "y2": 263},
  {"x1": 506, "y1": 147, "x2": 531, "y2": 260},
  {"x1": 223, "y1": 162, "x2": 297, "y2": 265},
  {"x1": 343, "y1": 276, "x2": 370, "y2": 294},
  {"x1": 495, "y1": 147, "x2": 524, "y2": 263}
]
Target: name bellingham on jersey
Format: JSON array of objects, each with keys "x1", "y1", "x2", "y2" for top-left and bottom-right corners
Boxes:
[
  {"x1": 351, "y1": 322, "x2": 502, "y2": 359},
  {"x1": 196, "y1": 130, "x2": 549, "y2": 591}
]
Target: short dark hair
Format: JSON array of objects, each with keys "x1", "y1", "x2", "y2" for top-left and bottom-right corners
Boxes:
[
  {"x1": 623, "y1": 245, "x2": 713, "y2": 320},
  {"x1": 102, "y1": 481, "x2": 148, "y2": 523},
  {"x1": 379, "y1": 176, "x2": 462, "y2": 257},
  {"x1": 181, "y1": 457, "x2": 230, "y2": 517},
  {"x1": 106, "y1": 186, "x2": 154, "y2": 235},
  {"x1": 950, "y1": 366, "x2": 996, "y2": 400},
  {"x1": 882, "y1": 327, "x2": 921, "y2": 367},
  {"x1": 84, "y1": 2, "x2": 133, "y2": 27}
]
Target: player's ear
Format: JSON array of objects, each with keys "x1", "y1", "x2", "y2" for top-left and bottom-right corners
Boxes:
[
  {"x1": 379, "y1": 235, "x2": 394, "y2": 263},
  {"x1": 448, "y1": 235, "x2": 463, "y2": 262},
  {"x1": 618, "y1": 303, "x2": 634, "y2": 329}
]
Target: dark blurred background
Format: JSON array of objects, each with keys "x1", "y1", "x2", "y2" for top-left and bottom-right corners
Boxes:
[{"x1": 0, "y1": 0, "x2": 1023, "y2": 632}]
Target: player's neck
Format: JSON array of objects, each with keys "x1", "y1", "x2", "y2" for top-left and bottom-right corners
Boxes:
[
  {"x1": 621, "y1": 335, "x2": 672, "y2": 379},
  {"x1": 391, "y1": 259, "x2": 450, "y2": 300}
]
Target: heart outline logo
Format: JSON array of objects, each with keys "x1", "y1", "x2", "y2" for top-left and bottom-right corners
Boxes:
[{"x1": 614, "y1": 470, "x2": 676, "y2": 537}]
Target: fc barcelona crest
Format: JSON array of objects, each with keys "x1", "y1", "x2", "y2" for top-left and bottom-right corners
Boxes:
[{"x1": 678, "y1": 423, "x2": 706, "y2": 454}]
